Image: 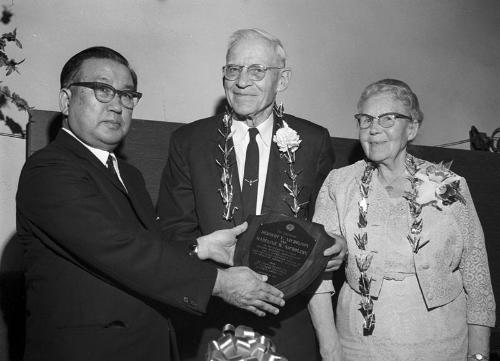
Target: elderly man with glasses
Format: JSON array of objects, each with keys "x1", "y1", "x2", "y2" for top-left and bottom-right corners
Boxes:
[
  {"x1": 157, "y1": 29, "x2": 347, "y2": 361},
  {"x1": 16, "y1": 46, "x2": 286, "y2": 361}
]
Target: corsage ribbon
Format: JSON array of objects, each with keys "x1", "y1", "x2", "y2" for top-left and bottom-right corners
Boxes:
[{"x1": 206, "y1": 324, "x2": 288, "y2": 361}]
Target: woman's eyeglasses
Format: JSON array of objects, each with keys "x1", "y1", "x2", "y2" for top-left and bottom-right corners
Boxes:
[{"x1": 354, "y1": 112, "x2": 413, "y2": 129}]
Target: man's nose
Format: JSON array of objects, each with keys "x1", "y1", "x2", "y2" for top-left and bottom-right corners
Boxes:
[
  {"x1": 107, "y1": 93, "x2": 124, "y2": 112},
  {"x1": 235, "y1": 68, "x2": 252, "y2": 87}
]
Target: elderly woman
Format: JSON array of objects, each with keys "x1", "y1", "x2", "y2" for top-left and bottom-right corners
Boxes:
[{"x1": 309, "y1": 79, "x2": 495, "y2": 361}]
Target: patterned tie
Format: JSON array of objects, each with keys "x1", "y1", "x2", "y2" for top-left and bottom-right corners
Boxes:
[{"x1": 242, "y1": 128, "x2": 259, "y2": 219}]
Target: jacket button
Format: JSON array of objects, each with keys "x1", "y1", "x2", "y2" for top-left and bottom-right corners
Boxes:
[
  {"x1": 427, "y1": 293, "x2": 433, "y2": 300},
  {"x1": 183, "y1": 296, "x2": 189, "y2": 303},
  {"x1": 421, "y1": 263, "x2": 430, "y2": 270}
]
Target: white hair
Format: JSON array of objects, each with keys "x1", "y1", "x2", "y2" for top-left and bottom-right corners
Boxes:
[{"x1": 226, "y1": 28, "x2": 287, "y2": 66}]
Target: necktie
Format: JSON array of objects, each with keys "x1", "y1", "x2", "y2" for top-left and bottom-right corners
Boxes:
[
  {"x1": 106, "y1": 153, "x2": 123, "y2": 187},
  {"x1": 242, "y1": 128, "x2": 259, "y2": 219}
]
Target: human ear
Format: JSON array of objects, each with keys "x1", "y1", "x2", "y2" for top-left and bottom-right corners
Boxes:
[
  {"x1": 407, "y1": 120, "x2": 420, "y2": 141},
  {"x1": 277, "y1": 68, "x2": 291, "y2": 92},
  {"x1": 59, "y1": 88, "x2": 71, "y2": 116}
]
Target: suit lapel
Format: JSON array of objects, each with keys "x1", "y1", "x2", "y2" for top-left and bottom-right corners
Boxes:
[
  {"x1": 57, "y1": 130, "x2": 128, "y2": 195},
  {"x1": 107, "y1": 167, "x2": 128, "y2": 195},
  {"x1": 119, "y1": 164, "x2": 157, "y2": 229},
  {"x1": 228, "y1": 136, "x2": 244, "y2": 225},
  {"x1": 262, "y1": 120, "x2": 289, "y2": 216},
  {"x1": 56, "y1": 131, "x2": 154, "y2": 229}
]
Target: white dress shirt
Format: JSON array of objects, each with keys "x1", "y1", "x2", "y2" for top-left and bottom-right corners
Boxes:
[
  {"x1": 62, "y1": 127, "x2": 127, "y2": 191},
  {"x1": 231, "y1": 114, "x2": 274, "y2": 215}
]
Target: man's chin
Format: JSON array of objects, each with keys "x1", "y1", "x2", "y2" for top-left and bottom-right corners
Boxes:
[
  {"x1": 98, "y1": 130, "x2": 126, "y2": 148},
  {"x1": 232, "y1": 112, "x2": 252, "y2": 121}
]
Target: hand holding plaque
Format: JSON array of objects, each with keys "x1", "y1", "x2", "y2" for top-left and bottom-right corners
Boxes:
[{"x1": 233, "y1": 213, "x2": 335, "y2": 299}]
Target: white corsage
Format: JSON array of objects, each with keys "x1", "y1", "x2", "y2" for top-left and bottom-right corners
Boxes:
[
  {"x1": 273, "y1": 120, "x2": 302, "y2": 155},
  {"x1": 404, "y1": 158, "x2": 465, "y2": 253},
  {"x1": 413, "y1": 162, "x2": 465, "y2": 209}
]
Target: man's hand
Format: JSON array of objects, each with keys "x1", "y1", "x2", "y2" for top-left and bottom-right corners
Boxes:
[
  {"x1": 196, "y1": 222, "x2": 248, "y2": 265},
  {"x1": 213, "y1": 267, "x2": 285, "y2": 317},
  {"x1": 323, "y1": 233, "x2": 347, "y2": 272}
]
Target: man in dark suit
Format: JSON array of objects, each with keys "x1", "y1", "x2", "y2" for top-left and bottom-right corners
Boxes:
[
  {"x1": 16, "y1": 46, "x2": 285, "y2": 361},
  {"x1": 157, "y1": 29, "x2": 346, "y2": 361}
]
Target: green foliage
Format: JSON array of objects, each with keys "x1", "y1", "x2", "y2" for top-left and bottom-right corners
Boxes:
[{"x1": 0, "y1": 4, "x2": 32, "y2": 139}]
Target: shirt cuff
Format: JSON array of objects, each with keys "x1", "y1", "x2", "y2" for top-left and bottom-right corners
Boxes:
[{"x1": 314, "y1": 278, "x2": 335, "y2": 295}]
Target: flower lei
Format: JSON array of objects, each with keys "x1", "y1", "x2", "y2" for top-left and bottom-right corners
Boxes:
[
  {"x1": 354, "y1": 162, "x2": 376, "y2": 335},
  {"x1": 355, "y1": 155, "x2": 465, "y2": 335},
  {"x1": 272, "y1": 103, "x2": 308, "y2": 218},
  {"x1": 216, "y1": 110, "x2": 238, "y2": 220}
]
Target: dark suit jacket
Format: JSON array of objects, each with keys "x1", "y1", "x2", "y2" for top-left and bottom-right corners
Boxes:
[
  {"x1": 16, "y1": 130, "x2": 218, "y2": 361},
  {"x1": 157, "y1": 113, "x2": 335, "y2": 361}
]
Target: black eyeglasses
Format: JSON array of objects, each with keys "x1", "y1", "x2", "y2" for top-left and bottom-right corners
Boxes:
[
  {"x1": 68, "y1": 82, "x2": 142, "y2": 109},
  {"x1": 354, "y1": 112, "x2": 413, "y2": 129},
  {"x1": 222, "y1": 64, "x2": 284, "y2": 81}
]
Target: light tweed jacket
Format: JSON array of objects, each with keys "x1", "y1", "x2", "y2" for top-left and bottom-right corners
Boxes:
[{"x1": 313, "y1": 158, "x2": 496, "y2": 327}]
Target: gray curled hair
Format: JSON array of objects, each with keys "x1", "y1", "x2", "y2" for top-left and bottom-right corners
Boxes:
[
  {"x1": 226, "y1": 28, "x2": 287, "y2": 66},
  {"x1": 357, "y1": 79, "x2": 424, "y2": 124}
]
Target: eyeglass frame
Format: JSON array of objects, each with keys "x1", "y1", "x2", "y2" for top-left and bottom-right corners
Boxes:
[
  {"x1": 67, "y1": 82, "x2": 143, "y2": 109},
  {"x1": 354, "y1": 112, "x2": 413, "y2": 129},
  {"x1": 222, "y1": 64, "x2": 285, "y2": 81}
]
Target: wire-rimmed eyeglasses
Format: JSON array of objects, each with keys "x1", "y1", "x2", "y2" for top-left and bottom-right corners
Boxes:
[
  {"x1": 68, "y1": 82, "x2": 142, "y2": 109},
  {"x1": 222, "y1": 64, "x2": 284, "y2": 81},
  {"x1": 355, "y1": 112, "x2": 413, "y2": 129}
]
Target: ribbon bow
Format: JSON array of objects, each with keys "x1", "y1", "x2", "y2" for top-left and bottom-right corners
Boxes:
[{"x1": 206, "y1": 324, "x2": 288, "y2": 361}]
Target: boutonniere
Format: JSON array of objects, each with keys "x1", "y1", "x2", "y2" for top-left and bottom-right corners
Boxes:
[
  {"x1": 272, "y1": 103, "x2": 308, "y2": 218},
  {"x1": 403, "y1": 158, "x2": 466, "y2": 253},
  {"x1": 216, "y1": 110, "x2": 238, "y2": 221}
]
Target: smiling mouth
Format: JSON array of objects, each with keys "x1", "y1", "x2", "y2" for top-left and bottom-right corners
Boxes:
[{"x1": 233, "y1": 92, "x2": 256, "y2": 97}]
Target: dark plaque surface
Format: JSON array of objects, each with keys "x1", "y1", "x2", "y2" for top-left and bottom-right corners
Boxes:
[{"x1": 234, "y1": 213, "x2": 335, "y2": 299}]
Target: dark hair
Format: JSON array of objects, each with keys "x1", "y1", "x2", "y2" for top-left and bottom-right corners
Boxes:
[
  {"x1": 357, "y1": 79, "x2": 424, "y2": 124},
  {"x1": 60, "y1": 46, "x2": 138, "y2": 90}
]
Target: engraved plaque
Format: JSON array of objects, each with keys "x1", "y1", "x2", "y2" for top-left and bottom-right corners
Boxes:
[{"x1": 234, "y1": 213, "x2": 335, "y2": 299}]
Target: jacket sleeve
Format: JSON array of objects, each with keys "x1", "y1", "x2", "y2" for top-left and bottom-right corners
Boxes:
[
  {"x1": 17, "y1": 152, "x2": 217, "y2": 315},
  {"x1": 457, "y1": 178, "x2": 496, "y2": 327},
  {"x1": 157, "y1": 129, "x2": 203, "y2": 245},
  {"x1": 309, "y1": 127, "x2": 335, "y2": 215},
  {"x1": 312, "y1": 171, "x2": 339, "y2": 294}
]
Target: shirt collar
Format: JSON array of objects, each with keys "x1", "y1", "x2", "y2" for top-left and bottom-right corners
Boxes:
[
  {"x1": 231, "y1": 113, "x2": 274, "y2": 147},
  {"x1": 62, "y1": 127, "x2": 114, "y2": 166}
]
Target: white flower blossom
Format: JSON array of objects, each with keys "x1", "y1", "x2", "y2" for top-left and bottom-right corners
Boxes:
[
  {"x1": 415, "y1": 170, "x2": 461, "y2": 207},
  {"x1": 273, "y1": 120, "x2": 302, "y2": 153}
]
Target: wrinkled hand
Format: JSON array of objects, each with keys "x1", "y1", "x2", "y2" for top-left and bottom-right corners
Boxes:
[
  {"x1": 321, "y1": 347, "x2": 344, "y2": 361},
  {"x1": 213, "y1": 267, "x2": 285, "y2": 317},
  {"x1": 323, "y1": 233, "x2": 347, "y2": 272},
  {"x1": 196, "y1": 222, "x2": 248, "y2": 265}
]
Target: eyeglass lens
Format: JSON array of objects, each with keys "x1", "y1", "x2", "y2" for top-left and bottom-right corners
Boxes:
[
  {"x1": 224, "y1": 65, "x2": 269, "y2": 81},
  {"x1": 356, "y1": 113, "x2": 410, "y2": 129},
  {"x1": 93, "y1": 84, "x2": 138, "y2": 108}
]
